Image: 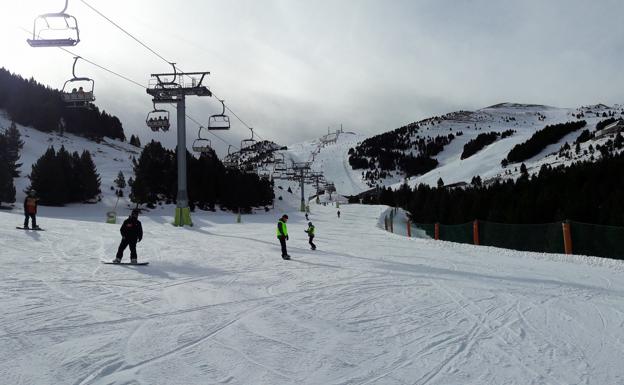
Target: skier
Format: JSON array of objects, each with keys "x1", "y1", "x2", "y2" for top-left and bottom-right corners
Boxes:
[
  {"x1": 337, "y1": 210, "x2": 341, "y2": 218},
  {"x1": 277, "y1": 214, "x2": 290, "y2": 260},
  {"x1": 304, "y1": 222, "x2": 316, "y2": 250},
  {"x1": 113, "y1": 209, "x2": 143, "y2": 264},
  {"x1": 23, "y1": 193, "x2": 40, "y2": 229},
  {"x1": 305, "y1": 212, "x2": 309, "y2": 221}
]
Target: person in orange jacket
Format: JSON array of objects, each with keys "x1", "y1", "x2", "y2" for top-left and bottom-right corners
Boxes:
[{"x1": 23, "y1": 194, "x2": 40, "y2": 229}]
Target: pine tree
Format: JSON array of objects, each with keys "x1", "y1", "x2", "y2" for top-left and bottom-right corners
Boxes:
[
  {"x1": 129, "y1": 135, "x2": 142, "y2": 147},
  {"x1": 79, "y1": 150, "x2": 101, "y2": 201},
  {"x1": 4, "y1": 121, "x2": 23, "y2": 177},
  {"x1": 114, "y1": 170, "x2": 126, "y2": 189},
  {"x1": 29, "y1": 147, "x2": 69, "y2": 205},
  {"x1": 437, "y1": 177, "x2": 444, "y2": 188}
]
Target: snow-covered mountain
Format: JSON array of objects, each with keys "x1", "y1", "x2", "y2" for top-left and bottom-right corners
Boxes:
[
  {"x1": 242, "y1": 103, "x2": 623, "y2": 199},
  {"x1": 400, "y1": 103, "x2": 623, "y2": 189}
]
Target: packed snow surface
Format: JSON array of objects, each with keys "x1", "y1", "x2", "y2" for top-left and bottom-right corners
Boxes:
[{"x1": 2, "y1": 203, "x2": 624, "y2": 384}]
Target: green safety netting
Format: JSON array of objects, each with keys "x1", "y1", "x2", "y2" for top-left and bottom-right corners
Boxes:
[
  {"x1": 479, "y1": 221, "x2": 564, "y2": 254},
  {"x1": 569, "y1": 221, "x2": 624, "y2": 260},
  {"x1": 411, "y1": 222, "x2": 435, "y2": 239},
  {"x1": 404, "y1": 219, "x2": 624, "y2": 261},
  {"x1": 439, "y1": 222, "x2": 473, "y2": 245}
]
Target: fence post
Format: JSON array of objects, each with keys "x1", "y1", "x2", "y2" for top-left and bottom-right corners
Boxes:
[
  {"x1": 473, "y1": 219, "x2": 480, "y2": 246},
  {"x1": 384, "y1": 216, "x2": 388, "y2": 231},
  {"x1": 390, "y1": 215, "x2": 394, "y2": 233},
  {"x1": 562, "y1": 220, "x2": 573, "y2": 255},
  {"x1": 435, "y1": 223, "x2": 440, "y2": 240},
  {"x1": 407, "y1": 220, "x2": 411, "y2": 237}
]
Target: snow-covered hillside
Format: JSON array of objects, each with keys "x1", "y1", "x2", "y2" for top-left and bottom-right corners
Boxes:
[
  {"x1": 403, "y1": 103, "x2": 624, "y2": 188},
  {"x1": 277, "y1": 131, "x2": 370, "y2": 196},
  {"x1": 2, "y1": 202, "x2": 624, "y2": 384},
  {"x1": 1, "y1": 111, "x2": 140, "y2": 213}
]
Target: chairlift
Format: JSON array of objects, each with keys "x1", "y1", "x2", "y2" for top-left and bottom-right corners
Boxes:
[
  {"x1": 274, "y1": 153, "x2": 285, "y2": 165},
  {"x1": 240, "y1": 128, "x2": 257, "y2": 152},
  {"x1": 61, "y1": 57, "x2": 95, "y2": 108},
  {"x1": 27, "y1": 0, "x2": 80, "y2": 47},
  {"x1": 146, "y1": 102, "x2": 170, "y2": 132},
  {"x1": 208, "y1": 99, "x2": 230, "y2": 130},
  {"x1": 192, "y1": 127, "x2": 212, "y2": 153}
]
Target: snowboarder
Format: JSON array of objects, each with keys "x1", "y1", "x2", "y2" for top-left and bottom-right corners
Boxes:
[
  {"x1": 113, "y1": 209, "x2": 143, "y2": 264},
  {"x1": 23, "y1": 194, "x2": 40, "y2": 229},
  {"x1": 277, "y1": 214, "x2": 290, "y2": 260},
  {"x1": 304, "y1": 222, "x2": 316, "y2": 250},
  {"x1": 337, "y1": 210, "x2": 341, "y2": 218}
]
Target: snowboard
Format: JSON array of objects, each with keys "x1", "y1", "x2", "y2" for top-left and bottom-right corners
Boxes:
[
  {"x1": 102, "y1": 261, "x2": 149, "y2": 266},
  {"x1": 16, "y1": 226, "x2": 45, "y2": 231}
]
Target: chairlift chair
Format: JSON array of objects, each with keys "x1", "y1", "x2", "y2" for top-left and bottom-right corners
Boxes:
[
  {"x1": 146, "y1": 103, "x2": 170, "y2": 132},
  {"x1": 27, "y1": 0, "x2": 80, "y2": 47},
  {"x1": 208, "y1": 99, "x2": 230, "y2": 130},
  {"x1": 240, "y1": 128, "x2": 257, "y2": 152},
  {"x1": 61, "y1": 57, "x2": 95, "y2": 108},
  {"x1": 192, "y1": 127, "x2": 212, "y2": 153}
]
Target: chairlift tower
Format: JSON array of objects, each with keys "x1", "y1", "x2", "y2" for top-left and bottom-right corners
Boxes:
[
  {"x1": 292, "y1": 162, "x2": 311, "y2": 212},
  {"x1": 146, "y1": 65, "x2": 211, "y2": 226}
]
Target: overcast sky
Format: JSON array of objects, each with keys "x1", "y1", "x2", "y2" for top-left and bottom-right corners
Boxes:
[{"x1": 1, "y1": 0, "x2": 623, "y2": 155}]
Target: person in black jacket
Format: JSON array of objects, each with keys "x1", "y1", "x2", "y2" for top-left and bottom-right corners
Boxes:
[{"x1": 113, "y1": 209, "x2": 143, "y2": 263}]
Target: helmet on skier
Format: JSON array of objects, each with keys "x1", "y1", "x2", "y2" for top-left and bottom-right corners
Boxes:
[
  {"x1": 282, "y1": 214, "x2": 288, "y2": 220},
  {"x1": 308, "y1": 222, "x2": 312, "y2": 226},
  {"x1": 131, "y1": 209, "x2": 140, "y2": 218}
]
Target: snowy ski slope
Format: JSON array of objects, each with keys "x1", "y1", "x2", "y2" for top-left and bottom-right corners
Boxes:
[
  {"x1": 2, "y1": 200, "x2": 624, "y2": 384},
  {"x1": 2, "y1": 108, "x2": 624, "y2": 384}
]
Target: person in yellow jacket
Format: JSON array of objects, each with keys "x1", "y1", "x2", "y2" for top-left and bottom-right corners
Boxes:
[
  {"x1": 277, "y1": 214, "x2": 290, "y2": 260},
  {"x1": 304, "y1": 222, "x2": 316, "y2": 250}
]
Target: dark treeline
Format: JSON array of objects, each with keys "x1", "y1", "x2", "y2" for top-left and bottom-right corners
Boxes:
[
  {"x1": 461, "y1": 130, "x2": 515, "y2": 160},
  {"x1": 28, "y1": 146, "x2": 101, "y2": 206},
  {"x1": 503, "y1": 121, "x2": 586, "y2": 165},
  {"x1": 596, "y1": 117, "x2": 617, "y2": 131},
  {"x1": 0, "y1": 122, "x2": 23, "y2": 205},
  {"x1": 372, "y1": 151, "x2": 624, "y2": 226},
  {"x1": 0, "y1": 67, "x2": 125, "y2": 140},
  {"x1": 130, "y1": 141, "x2": 274, "y2": 212},
  {"x1": 348, "y1": 126, "x2": 455, "y2": 185}
]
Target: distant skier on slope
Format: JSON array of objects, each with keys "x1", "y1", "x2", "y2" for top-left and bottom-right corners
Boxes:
[
  {"x1": 337, "y1": 210, "x2": 341, "y2": 218},
  {"x1": 305, "y1": 212, "x2": 309, "y2": 221},
  {"x1": 113, "y1": 209, "x2": 143, "y2": 264},
  {"x1": 277, "y1": 214, "x2": 290, "y2": 260},
  {"x1": 304, "y1": 222, "x2": 316, "y2": 250},
  {"x1": 23, "y1": 193, "x2": 40, "y2": 229}
]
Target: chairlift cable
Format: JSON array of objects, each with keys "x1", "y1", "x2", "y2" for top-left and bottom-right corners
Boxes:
[
  {"x1": 24, "y1": 27, "x2": 238, "y2": 149},
  {"x1": 77, "y1": 1, "x2": 269, "y2": 144},
  {"x1": 79, "y1": 0, "x2": 174, "y2": 66}
]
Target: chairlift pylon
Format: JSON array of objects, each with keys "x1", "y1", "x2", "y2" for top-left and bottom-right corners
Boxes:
[
  {"x1": 27, "y1": 0, "x2": 80, "y2": 47},
  {"x1": 240, "y1": 128, "x2": 257, "y2": 152},
  {"x1": 146, "y1": 102, "x2": 170, "y2": 132},
  {"x1": 61, "y1": 56, "x2": 95, "y2": 108},
  {"x1": 208, "y1": 99, "x2": 230, "y2": 130},
  {"x1": 192, "y1": 126, "x2": 212, "y2": 153}
]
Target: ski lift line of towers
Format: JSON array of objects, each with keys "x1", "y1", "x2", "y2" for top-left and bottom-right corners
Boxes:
[
  {"x1": 25, "y1": 0, "x2": 288, "y2": 225},
  {"x1": 26, "y1": 0, "x2": 339, "y2": 215}
]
